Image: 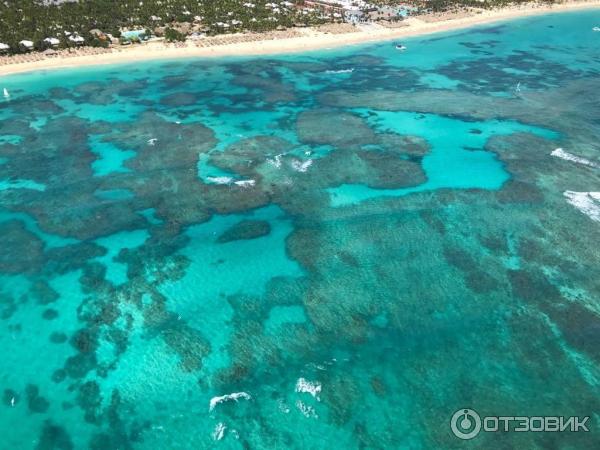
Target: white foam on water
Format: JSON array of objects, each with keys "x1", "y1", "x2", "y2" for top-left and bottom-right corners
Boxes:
[
  {"x1": 267, "y1": 154, "x2": 283, "y2": 168},
  {"x1": 291, "y1": 159, "x2": 313, "y2": 173},
  {"x1": 234, "y1": 179, "x2": 256, "y2": 188},
  {"x1": 295, "y1": 400, "x2": 318, "y2": 419},
  {"x1": 295, "y1": 377, "x2": 321, "y2": 399},
  {"x1": 564, "y1": 191, "x2": 600, "y2": 222},
  {"x1": 206, "y1": 176, "x2": 234, "y2": 185},
  {"x1": 209, "y1": 392, "x2": 251, "y2": 411},
  {"x1": 212, "y1": 422, "x2": 226, "y2": 441},
  {"x1": 551, "y1": 148, "x2": 598, "y2": 168},
  {"x1": 324, "y1": 68, "x2": 354, "y2": 74}
]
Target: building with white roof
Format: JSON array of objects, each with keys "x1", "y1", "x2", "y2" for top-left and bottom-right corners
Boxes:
[
  {"x1": 44, "y1": 37, "x2": 60, "y2": 47},
  {"x1": 19, "y1": 40, "x2": 34, "y2": 50},
  {"x1": 69, "y1": 34, "x2": 85, "y2": 45}
]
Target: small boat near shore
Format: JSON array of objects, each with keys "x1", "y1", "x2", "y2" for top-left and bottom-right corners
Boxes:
[
  {"x1": 395, "y1": 43, "x2": 407, "y2": 51},
  {"x1": 593, "y1": 26, "x2": 600, "y2": 32}
]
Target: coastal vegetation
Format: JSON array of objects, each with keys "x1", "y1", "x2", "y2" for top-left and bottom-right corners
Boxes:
[
  {"x1": 0, "y1": 0, "x2": 558, "y2": 54},
  {"x1": 0, "y1": 0, "x2": 321, "y2": 53}
]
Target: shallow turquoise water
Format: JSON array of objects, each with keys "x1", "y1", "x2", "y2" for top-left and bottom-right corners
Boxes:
[{"x1": 1, "y1": 10, "x2": 600, "y2": 450}]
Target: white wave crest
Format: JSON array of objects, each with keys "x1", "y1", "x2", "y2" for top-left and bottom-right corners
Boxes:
[
  {"x1": 209, "y1": 392, "x2": 251, "y2": 411},
  {"x1": 212, "y1": 422, "x2": 226, "y2": 441},
  {"x1": 551, "y1": 148, "x2": 598, "y2": 168},
  {"x1": 291, "y1": 159, "x2": 313, "y2": 173},
  {"x1": 324, "y1": 68, "x2": 354, "y2": 74},
  {"x1": 295, "y1": 400, "x2": 318, "y2": 418},
  {"x1": 267, "y1": 154, "x2": 283, "y2": 169},
  {"x1": 234, "y1": 179, "x2": 256, "y2": 188},
  {"x1": 206, "y1": 176, "x2": 234, "y2": 185},
  {"x1": 564, "y1": 191, "x2": 600, "y2": 222},
  {"x1": 295, "y1": 377, "x2": 321, "y2": 399}
]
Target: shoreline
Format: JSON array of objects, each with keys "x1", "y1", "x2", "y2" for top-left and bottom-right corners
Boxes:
[{"x1": 1, "y1": 1, "x2": 599, "y2": 77}]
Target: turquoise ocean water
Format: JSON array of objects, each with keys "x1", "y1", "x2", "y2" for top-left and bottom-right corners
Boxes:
[{"x1": 1, "y1": 10, "x2": 600, "y2": 449}]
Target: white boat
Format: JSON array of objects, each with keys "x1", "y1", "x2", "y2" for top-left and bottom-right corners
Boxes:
[
  {"x1": 3, "y1": 88, "x2": 9, "y2": 98},
  {"x1": 593, "y1": 27, "x2": 600, "y2": 32},
  {"x1": 395, "y1": 44, "x2": 407, "y2": 51}
]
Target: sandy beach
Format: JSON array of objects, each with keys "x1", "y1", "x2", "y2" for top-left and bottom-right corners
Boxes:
[{"x1": 1, "y1": 0, "x2": 599, "y2": 76}]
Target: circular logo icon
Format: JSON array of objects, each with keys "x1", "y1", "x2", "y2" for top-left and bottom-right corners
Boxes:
[{"x1": 451, "y1": 408, "x2": 481, "y2": 440}]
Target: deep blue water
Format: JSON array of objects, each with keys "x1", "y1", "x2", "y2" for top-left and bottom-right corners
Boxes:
[{"x1": 1, "y1": 9, "x2": 600, "y2": 449}]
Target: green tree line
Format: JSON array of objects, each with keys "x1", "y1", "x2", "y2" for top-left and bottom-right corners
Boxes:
[{"x1": 0, "y1": 0, "x2": 327, "y2": 53}]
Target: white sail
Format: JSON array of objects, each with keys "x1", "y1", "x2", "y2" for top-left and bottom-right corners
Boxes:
[{"x1": 3, "y1": 88, "x2": 9, "y2": 98}]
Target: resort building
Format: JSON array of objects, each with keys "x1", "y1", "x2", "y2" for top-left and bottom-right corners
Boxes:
[
  {"x1": 121, "y1": 29, "x2": 148, "y2": 41},
  {"x1": 303, "y1": 0, "x2": 345, "y2": 12},
  {"x1": 0, "y1": 42, "x2": 9, "y2": 53},
  {"x1": 305, "y1": 0, "x2": 362, "y2": 7},
  {"x1": 18, "y1": 40, "x2": 34, "y2": 51},
  {"x1": 301, "y1": 0, "x2": 413, "y2": 24},
  {"x1": 68, "y1": 34, "x2": 85, "y2": 45},
  {"x1": 344, "y1": 8, "x2": 364, "y2": 24},
  {"x1": 43, "y1": 37, "x2": 60, "y2": 47}
]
